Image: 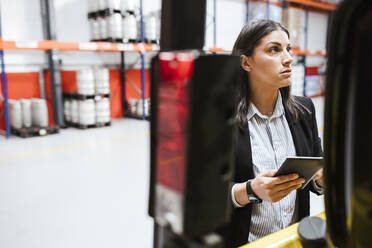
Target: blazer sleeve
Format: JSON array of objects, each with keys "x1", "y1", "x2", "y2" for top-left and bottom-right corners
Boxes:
[
  {"x1": 309, "y1": 98, "x2": 323, "y2": 157},
  {"x1": 307, "y1": 98, "x2": 324, "y2": 195}
]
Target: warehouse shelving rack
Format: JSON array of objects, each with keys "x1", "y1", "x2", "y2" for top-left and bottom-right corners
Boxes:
[
  {"x1": 0, "y1": 13, "x2": 11, "y2": 138},
  {"x1": 245, "y1": 0, "x2": 337, "y2": 96},
  {"x1": 0, "y1": 0, "x2": 157, "y2": 138},
  {"x1": 208, "y1": 0, "x2": 337, "y2": 98},
  {"x1": 210, "y1": 0, "x2": 336, "y2": 54},
  {"x1": 0, "y1": 39, "x2": 158, "y2": 138}
]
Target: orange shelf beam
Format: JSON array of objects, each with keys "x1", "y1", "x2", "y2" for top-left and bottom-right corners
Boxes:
[
  {"x1": 207, "y1": 47, "x2": 326, "y2": 56},
  {"x1": 208, "y1": 47, "x2": 231, "y2": 53},
  {"x1": 245, "y1": 0, "x2": 337, "y2": 11},
  {"x1": 247, "y1": 0, "x2": 282, "y2": 7},
  {"x1": 0, "y1": 40, "x2": 326, "y2": 57},
  {"x1": 285, "y1": 0, "x2": 337, "y2": 11},
  {"x1": 0, "y1": 39, "x2": 160, "y2": 52},
  {"x1": 292, "y1": 49, "x2": 327, "y2": 56}
]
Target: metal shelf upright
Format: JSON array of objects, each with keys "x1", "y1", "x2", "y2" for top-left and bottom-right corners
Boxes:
[
  {"x1": 0, "y1": 7, "x2": 11, "y2": 138},
  {"x1": 303, "y1": 7, "x2": 309, "y2": 96},
  {"x1": 139, "y1": 0, "x2": 146, "y2": 120},
  {"x1": 213, "y1": 0, "x2": 217, "y2": 48}
]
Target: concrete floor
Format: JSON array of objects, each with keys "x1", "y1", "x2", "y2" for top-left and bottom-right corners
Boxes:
[
  {"x1": 0, "y1": 119, "x2": 153, "y2": 248},
  {"x1": 0, "y1": 96, "x2": 325, "y2": 248}
]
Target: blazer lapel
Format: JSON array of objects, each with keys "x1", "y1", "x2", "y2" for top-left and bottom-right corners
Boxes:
[
  {"x1": 236, "y1": 124, "x2": 254, "y2": 182},
  {"x1": 285, "y1": 106, "x2": 308, "y2": 156}
]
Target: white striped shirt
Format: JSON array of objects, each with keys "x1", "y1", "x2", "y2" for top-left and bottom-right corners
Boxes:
[{"x1": 231, "y1": 92, "x2": 299, "y2": 242}]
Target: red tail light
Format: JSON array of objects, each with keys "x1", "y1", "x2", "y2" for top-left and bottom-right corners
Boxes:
[{"x1": 156, "y1": 52, "x2": 195, "y2": 193}]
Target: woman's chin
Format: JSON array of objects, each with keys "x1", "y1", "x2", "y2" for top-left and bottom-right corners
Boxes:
[{"x1": 279, "y1": 79, "x2": 291, "y2": 88}]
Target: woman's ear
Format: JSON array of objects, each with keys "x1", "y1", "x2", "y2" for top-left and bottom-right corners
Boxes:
[{"x1": 240, "y1": 55, "x2": 251, "y2": 72}]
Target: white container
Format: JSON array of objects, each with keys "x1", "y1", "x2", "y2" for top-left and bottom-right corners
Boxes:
[
  {"x1": 8, "y1": 100, "x2": 23, "y2": 129},
  {"x1": 136, "y1": 99, "x2": 150, "y2": 117},
  {"x1": 145, "y1": 12, "x2": 160, "y2": 43},
  {"x1": 79, "y1": 99, "x2": 96, "y2": 125},
  {"x1": 96, "y1": 98, "x2": 111, "y2": 123},
  {"x1": 97, "y1": 0, "x2": 107, "y2": 10},
  {"x1": 107, "y1": 0, "x2": 121, "y2": 10},
  {"x1": 64, "y1": 100, "x2": 71, "y2": 122},
  {"x1": 98, "y1": 16, "x2": 108, "y2": 40},
  {"x1": 107, "y1": 13, "x2": 123, "y2": 39},
  {"x1": 123, "y1": 13, "x2": 138, "y2": 42},
  {"x1": 121, "y1": 0, "x2": 139, "y2": 14},
  {"x1": 128, "y1": 98, "x2": 138, "y2": 115},
  {"x1": 286, "y1": 7, "x2": 305, "y2": 49},
  {"x1": 305, "y1": 75, "x2": 322, "y2": 97},
  {"x1": 89, "y1": 18, "x2": 100, "y2": 40},
  {"x1": 291, "y1": 63, "x2": 305, "y2": 96},
  {"x1": 94, "y1": 68, "x2": 110, "y2": 94},
  {"x1": 88, "y1": 0, "x2": 99, "y2": 12},
  {"x1": 247, "y1": 2, "x2": 282, "y2": 23},
  {"x1": 20, "y1": 99, "x2": 32, "y2": 128},
  {"x1": 31, "y1": 98, "x2": 49, "y2": 127},
  {"x1": 77, "y1": 68, "x2": 95, "y2": 95},
  {"x1": 71, "y1": 100, "x2": 79, "y2": 124}
]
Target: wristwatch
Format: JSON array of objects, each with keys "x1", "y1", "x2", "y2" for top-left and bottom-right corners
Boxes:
[{"x1": 246, "y1": 179, "x2": 263, "y2": 203}]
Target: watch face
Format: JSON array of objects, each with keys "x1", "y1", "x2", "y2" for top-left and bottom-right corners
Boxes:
[{"x1": 248, "y1": 195, "x2": 262, "y2": 203}]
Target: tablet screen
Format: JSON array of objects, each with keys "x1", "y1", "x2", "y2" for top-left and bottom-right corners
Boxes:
[{"x1": 275, "y1": 156, "x2": 323, "y2": 189}]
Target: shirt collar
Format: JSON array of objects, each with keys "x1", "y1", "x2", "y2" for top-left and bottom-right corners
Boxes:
[{"x1": 247, "y1": 91, "x2": 285, "y2": 120}]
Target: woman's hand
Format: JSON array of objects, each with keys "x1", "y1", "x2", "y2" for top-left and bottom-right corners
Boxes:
[
  {"x1": 251, "y1": 170, "x2": 305, "y2": 202},
  {"x1": 313, "y1": 169, "x2": 323, "y2": 188}
]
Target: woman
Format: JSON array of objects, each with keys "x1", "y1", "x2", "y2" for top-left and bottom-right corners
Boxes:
[{"x1": 226, "y1": 19, "x2": 324, "y2": 247}]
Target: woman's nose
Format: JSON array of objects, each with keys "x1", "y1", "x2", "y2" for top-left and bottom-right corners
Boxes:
[{"x1": 283, "y1": 50, "x2": 293, "y2": 65}]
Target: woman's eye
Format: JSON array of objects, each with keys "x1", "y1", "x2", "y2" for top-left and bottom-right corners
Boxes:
[
  {"x1": 269, "y1": 47, "x2": 280, "y2": 53},
  {"x1": 287, "y1": 47, "x2": 292, "y2": 53}
]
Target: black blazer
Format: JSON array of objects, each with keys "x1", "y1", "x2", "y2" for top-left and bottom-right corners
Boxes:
[{"x1": 224, "y1": 96, "x2": 323, "y2": 247}]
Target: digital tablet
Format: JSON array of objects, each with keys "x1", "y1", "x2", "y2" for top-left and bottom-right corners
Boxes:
[{"x1": 275, "y1": 156, "x2": 324, "y2": 189}]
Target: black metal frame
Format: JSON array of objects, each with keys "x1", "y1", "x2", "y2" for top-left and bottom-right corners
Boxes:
[{"x1": 40, "y1": 0, "x2": 64, "y2": 127}]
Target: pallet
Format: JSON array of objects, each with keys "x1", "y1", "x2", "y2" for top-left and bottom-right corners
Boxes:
[
  {"x1": 104, "y1": 38, "x2": 124, "y2": 43},
  {"x1": 87, "y1": 8, "x2": 122, "y2": 19},
  {"x1": 63, "y1": 93, "x2": 111, "y2": 101},
  {"x1": 125, "y1": 113, "x2": 150, "y2": 121},
  {"x1": 144, "y1": 39, "x2": 159, "y2": 45},
  {"x1": 65, "y1": 121, "x2": 111, "y2": 130},
  {"x1": 11, "y1": 125, "x2": 60, "y2": 138}
]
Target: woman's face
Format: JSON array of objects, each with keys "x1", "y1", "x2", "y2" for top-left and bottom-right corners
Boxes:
[{"x1": 242, "y1": 30, "x2": 293, "y2": 91}]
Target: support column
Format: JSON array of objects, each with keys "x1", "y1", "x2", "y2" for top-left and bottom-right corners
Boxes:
[{"x1": 40, "y1": 0, "x2": 64, "y2": 127}]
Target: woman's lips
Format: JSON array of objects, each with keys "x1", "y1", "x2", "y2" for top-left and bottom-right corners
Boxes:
[
  {"x1": 280, "y1": 69, "x2": 292, "y2": 76},
  {"x1": 280, "y1": 69, "x2": 292, "y2": 74}
]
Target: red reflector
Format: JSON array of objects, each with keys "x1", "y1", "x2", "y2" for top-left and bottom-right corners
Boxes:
[{"x1": 156, "y1": 52, "x2": 195, "y2": 193}]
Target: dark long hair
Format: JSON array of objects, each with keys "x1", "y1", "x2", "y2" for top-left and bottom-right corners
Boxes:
[{"x1": 232, "y1": 19, "x2": 309, "y2": 130}]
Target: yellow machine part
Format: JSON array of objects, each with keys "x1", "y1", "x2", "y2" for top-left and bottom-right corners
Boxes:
[{"x1": 240, "y1": 212, "x2": 326, "y2": 248}]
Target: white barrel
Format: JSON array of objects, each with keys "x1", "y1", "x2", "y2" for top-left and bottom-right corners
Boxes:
[
  {"x1": 31, "y1": 98, "x2": 49, "y2": 127},
  {"x1": 121, "y1": 0, "x2": 138, "y2": 13},
  {"x1": 94, "y1": 68, "x2": 110, "y2": 94},
  {"x1": 89, "y1": 18, "x2": 100, "y2": 40},
  {"x1": 128, "y1": 98, "x2": 137, "y2": 115},
  {"x1": 95, "y1": 98, "x2": 111, "y2": 123},
  {"x1": 88, "y1": 0, "x2": 99, "y2": 12},
  {"x1": 145, "y1": 12, "x2": 160, "y2": 43},
  {"x1": 20, "y1": 99, "x2": 32, "y2": 128},
  {"x1": 136, "y1": 99, "x2": 150, "y2": 117},
  {"x1": 291, "y1": 63, "x2": 305, "y2": 96},
  {"x1": 79, "y1": 99, "x2": 96, "y2": 125},
  {"x1": 71, "y1": 100, "x2": 79, "y2": 124},
  {"x1": 97, "y1": 0, "x2": 107, "y2": 10},
  {"x1": 77, "y1": 68, "x2": 95, "y2": 95},
  {"x1": 8, "y1": 100, "x2": 23, "y2": 129},
  {"x1": 123, "y1": 13, "x2": 138, "y2": 41},
  {"x1": 107, "y1": 13, "x2": 123, "y2": 39},
  {"x1": 98, "y1": 16, "x2": 108, "y2": 40},
  {"x1": 64, "y1": 100, "x2": 71, "y2": 122},
  {"x1": 107, "y1": 0, "x2": 121, "y2": 10}
]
